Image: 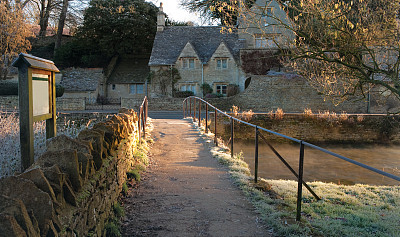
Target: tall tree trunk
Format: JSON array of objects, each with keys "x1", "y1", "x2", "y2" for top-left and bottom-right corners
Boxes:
[
  {"x1": 54, "y1": 0, "x2": 69, "y2": 55},
  {"x1": 39, "y1": 0, "x2": 52, "y2": 37}
]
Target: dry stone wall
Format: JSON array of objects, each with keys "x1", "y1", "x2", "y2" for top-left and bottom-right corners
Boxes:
[
  {"x1": 212, "y1": 114, "x2": 400, "y2": 144},
  {"x1": 0, "y1": 108, "x2": 142, "y2": 236}
]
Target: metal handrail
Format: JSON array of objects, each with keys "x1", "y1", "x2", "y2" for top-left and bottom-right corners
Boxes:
[{"x1": 182, "y1": 96, "x2": 400, "y2": 221}]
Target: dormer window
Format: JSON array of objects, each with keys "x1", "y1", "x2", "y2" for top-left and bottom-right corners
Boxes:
[
  {"x1": 182, "y1": 58, "x2": 195, "y2": 69},
  {"x1": 216, "y1": 58, "x2": 228, "y2": 69}
]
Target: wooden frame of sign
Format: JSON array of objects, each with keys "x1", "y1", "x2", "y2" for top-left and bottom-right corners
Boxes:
[{"x1": 12, "y1": 53, "x2": 59, "y2": 171}]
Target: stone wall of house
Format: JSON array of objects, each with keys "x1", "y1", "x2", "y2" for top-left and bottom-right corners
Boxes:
[
  {"x1": 0, "y1": 108, "x2": 143, "y2": 236},
  {"x1": 211, "y1": 113, "x2": 400, "y2": 144}
]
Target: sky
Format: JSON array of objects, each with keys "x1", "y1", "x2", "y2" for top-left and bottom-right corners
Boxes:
[{"x1": 148, "y1": 0, "x2": 205, "y2": 25}]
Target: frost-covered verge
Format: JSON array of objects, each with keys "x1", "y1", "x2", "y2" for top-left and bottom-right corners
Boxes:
[
  {"x1": 189, "y1": 118, "x2": 400, "y2": 237},
  {"x1": 0, "y1": 110, "x2": 99, "y2": 177}
]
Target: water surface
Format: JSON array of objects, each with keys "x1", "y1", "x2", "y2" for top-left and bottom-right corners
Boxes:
[{"x1": 234, "y1": 142, "x2": 400, "y2": 186}]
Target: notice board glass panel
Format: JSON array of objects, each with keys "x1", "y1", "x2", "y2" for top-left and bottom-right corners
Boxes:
[{"x1": 32, "y1": 73, "x2": 50, "y2": 116}]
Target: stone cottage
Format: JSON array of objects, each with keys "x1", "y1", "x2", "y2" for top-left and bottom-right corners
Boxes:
[{"x1": 148, "y1": 0, "x2": 294, "y2": 98}]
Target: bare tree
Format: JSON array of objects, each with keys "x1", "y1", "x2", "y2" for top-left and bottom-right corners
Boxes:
[
  {"x1": 54, "y1": 0, "x2": 68, "y2": 54},
  {"x1": 0, "y1": 1, "x2": 32, "y2": 80}
]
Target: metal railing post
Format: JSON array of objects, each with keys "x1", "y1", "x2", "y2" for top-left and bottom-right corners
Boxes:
[
  {"x1": 138, "y1": 107, "x2": 141, "y2": 141},
  {"x1": 183, "y1": 100, "x2": 187, "y2": 118},
  {"x1": 145, "y1": 98, "x2": 148, "y2": 123},
  {"x1": 205, "y1": 104, "x2": 208, "y2": 133},
  {"x1": 214, "y1": 108, "x2": 218, "y2": 146},
  {"x1": 189, "y1": 97, "x2": 192, "y2": 118},
  {"x1": 193, "y1": 98, "x2": 196, "y2": 121},
  {"x1": 198, "y1": 99, "x2": 201, "y2": 127},
  {"x1": 255, "y1": 126, "x2": 259, "y2": 183},
  {"x1": 231, "y1": 118, "x2": 234, "y2": 158},
  {"x1": 296, "y1": 141, "x2": 305, "y2": 221},
  {"x1": 142, "y1": 108, "x2": 146, "y2": 137}
]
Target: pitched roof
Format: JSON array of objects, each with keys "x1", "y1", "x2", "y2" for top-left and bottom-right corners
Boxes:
[
  {"x1": 107, "y1": 57, "x2": 149, "y2": 84},
  {"x1": 149, "y1": 26, "x2": 245, "y2": 66},
  {"x1": 61, "y1": 68, "x2": 102, "y2": 92}
]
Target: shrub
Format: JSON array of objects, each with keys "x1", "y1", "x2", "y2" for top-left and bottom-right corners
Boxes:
[
  {"x1": 173, "y1": 90, "x2": 194, "y2": 98},
  {"x1": 0, "y1": 81, "x2": 18, "y2": 96},
  {"x1": 201, "y1": 83, "x2": 213, "y2": 96},
  {"x1": 227, "y1": 84, "x2": 239, "y2": 97}
]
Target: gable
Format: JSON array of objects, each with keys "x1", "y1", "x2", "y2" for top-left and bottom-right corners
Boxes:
[
  {"x1": 211, "y1": 42, "x2": 235, "y2": 60},
  {"x1": 177, "y1": 42, "x2": 200, "y2": 59}
]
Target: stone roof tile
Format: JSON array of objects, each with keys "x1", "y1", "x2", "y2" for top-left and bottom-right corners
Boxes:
[
  {"x1": 149, "y1": 26, "x2": 244, "y2": 66},
  {"x1": 61, "y1": 68, "x2": 102, "y2": 92}
]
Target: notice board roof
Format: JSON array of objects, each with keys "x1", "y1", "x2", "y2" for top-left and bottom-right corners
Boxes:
[{"x1": 12, "y1": 53, "x2": 60, "y2": 72}]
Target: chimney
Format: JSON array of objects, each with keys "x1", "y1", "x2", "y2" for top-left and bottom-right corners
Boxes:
[{"x1": 157, "y1": 2, "x2": 166, "y2": 32}]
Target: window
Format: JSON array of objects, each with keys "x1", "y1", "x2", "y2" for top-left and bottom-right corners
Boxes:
[
  {"x1": 130, "y1": 84, "x2": 144, "y2": 94},
  {"x1": 216, "y1": 59, "x2": 228, "y2": 69},
  {"x1": 254, "y1": 34, "x2": 278, "y2": 48},
  {"x1": 216, "y1": 84, "x2": 227, "y2": 96},
  {"x1": 112, "y1": 84, "x2": 116, "y2": 90},
  {"x1": 182, "y1": 58, "x2": 195, "y2": 69},
  {"x1": 180, "y1": 83, "x2": 197, "y2": 94}
]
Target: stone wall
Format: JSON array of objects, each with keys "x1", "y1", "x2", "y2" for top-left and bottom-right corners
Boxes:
[
  {"x1": 228, "y1": 74, "x2": 369, "y2": 113},
  {"x1": 56, "y1": 98, "x2": 86, "y2": 111},
  {"x1": 0, "y1": 96, "x2": 87, "y2": 111},
  {"x1": 0, "y1": 108, "x2": 144, "y2": 236},
  {"x1": 212, "y1": 113, "x2": 400, "y2": 145},
  {"x1": 122, "y1": 97, "x2": 185, "y2": 111},
  {"x1": 0, "y1": 96, "x2": 18, "y2": 110}
]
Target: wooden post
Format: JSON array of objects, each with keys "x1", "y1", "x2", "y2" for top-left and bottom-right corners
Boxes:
[
  {"x1": 46, "y1": 71, "x2": 56, "y2": 139},
  {"x1": 18, "y1": 65, "x2": 34, "y2": 171}
]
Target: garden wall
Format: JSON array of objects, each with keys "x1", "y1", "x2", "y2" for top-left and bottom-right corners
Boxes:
[
  {"x1": 0, "y1": 108, "x2": 142, "y2": 236},
  {"x1": 213, "y1": 114, "x2": 400, "y2": 144},
  {"x1": 0, "y1": 96, "x2": 86, "y2": 111}
]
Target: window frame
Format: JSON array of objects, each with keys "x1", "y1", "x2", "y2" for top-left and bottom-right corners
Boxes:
[
  {"x1": 129, "y1": 83, "x2": 145, "y2": 95},
  {"x1": 215, "y1": 84, "x2": 227, "y2": 96},
  {"x1": 181, "y1": 58, "x2": 196, "y2": 69},
  {"x1": 180, "y1": 83, "x2": 197, "y2": 94},
  {"x1": 216, "y1": 58, "x2": 228, "y2": 70}
]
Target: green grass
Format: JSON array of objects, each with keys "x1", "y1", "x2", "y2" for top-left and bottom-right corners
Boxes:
[
  {"x1": 112, "y1": 202, "x2": 125, "y2": 218},
  {"x1": 105, "y1": 218, "x2": 121, "y2": 237},
  {"x1": 122, "y1": 182, "x2": 128, "y2": 196},
  {"x1": 127, "y1": 169, "x2": 141, "y2": 182},
  {"x1": 191, "y1": 118, "x2": 400, "y2": 237}
]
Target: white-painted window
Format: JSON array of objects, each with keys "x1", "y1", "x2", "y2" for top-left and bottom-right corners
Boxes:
[
  {"x1": 216, "y1": 84, "x2": 227, "y2": 96},
  {"x1": 180, "y1": 83, "x2": 197, "y2": 94},
  {"x1": 130, "y1": 84, "x2": 144, "y2": 94},
  {"x1": 182, "y1": 58, "x2": 195, "y2": 69},
  {"x1": 216, "y1": 59, "x2": 228, "y2": 69}
]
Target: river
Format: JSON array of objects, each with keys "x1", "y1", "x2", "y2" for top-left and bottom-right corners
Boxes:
[{"x1": 233, "y1": 142, "x2": 400, "y2": 186}]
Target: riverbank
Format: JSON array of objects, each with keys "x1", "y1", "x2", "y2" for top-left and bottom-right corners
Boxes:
[{"x1": 193, "y1": 119, "x2": 400, "y2": 236}]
